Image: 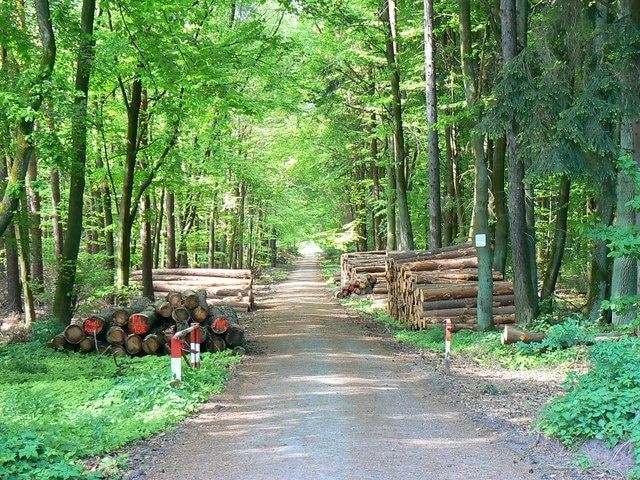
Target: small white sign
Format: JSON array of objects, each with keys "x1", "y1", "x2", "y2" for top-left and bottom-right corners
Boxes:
[{"x1": 475, "y1": 233, "x2": 487, "y2": 248}]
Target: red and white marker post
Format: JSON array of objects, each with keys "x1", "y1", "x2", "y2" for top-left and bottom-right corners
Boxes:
[
  {"x1": 170, "y1": 323, "x2": 201, "y2": 385},
  {"x1": 444, "y1": 318, "x2": 452, "y2": 374}
]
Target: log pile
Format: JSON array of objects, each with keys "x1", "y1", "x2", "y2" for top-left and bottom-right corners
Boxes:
[
  {"x1": 130, "y1": 268, "x2": 254, "y2": 312},
  {"x1": 49, "y1": 292, "x2": 247, "y2": 357},
  {"x1": 339, "y1": 251, "x2": 388, "y2": 307},
  {"x1": 386, "y1": 243, "x2": 516, "y2": 331}
]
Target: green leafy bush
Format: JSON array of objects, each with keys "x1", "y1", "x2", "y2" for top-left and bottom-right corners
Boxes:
[
  {"x1": 0, "y1": 341, "x2": 239, "y2": 479},
  {"x1": 537, "y1": 338, "x2": 640, "y2": 477}
]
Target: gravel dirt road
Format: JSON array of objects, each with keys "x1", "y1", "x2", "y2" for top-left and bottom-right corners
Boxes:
[{"x1": 123, "y1": 255, "x2": 631, "y2": 480}]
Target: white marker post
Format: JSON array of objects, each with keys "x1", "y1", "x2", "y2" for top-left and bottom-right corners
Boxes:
[
  {"x1": 444, "y1": 318, "x2": 452, "y2": 375},
  {"x1": 170, "y1": 323, "x2": 201, "y2": 385}
]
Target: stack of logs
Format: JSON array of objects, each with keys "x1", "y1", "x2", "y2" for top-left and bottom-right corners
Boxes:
[
  {"x1": 130, "y1": 268, "x2": 254, "y2": 312},
  {"x1": 49, "y1": 290, "x2": 247, "y2": 357},
  {"x1": 339, "y1": 251, "x2": 388, "y2": 308},
  {"x1": 386, "y1": 243, "x2": 515, "y2": 331}
]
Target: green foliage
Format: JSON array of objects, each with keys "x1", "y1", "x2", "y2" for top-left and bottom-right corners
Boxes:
[
  {"x1": 0, "y1": 342, "x2": 239, "y2": 479},
  {"x1": 537, "y1": 338, "x2": 640, "y2": 477}
]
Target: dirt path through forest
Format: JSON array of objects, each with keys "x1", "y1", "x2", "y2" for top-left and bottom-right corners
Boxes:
[{"x1": 124, "y1": 256, "x2": 560, "y2": 479}]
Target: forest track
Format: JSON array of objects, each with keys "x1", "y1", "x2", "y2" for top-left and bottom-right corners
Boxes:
[{"x1": 123, "y1": 256, "x2": 630, "y2": 480}]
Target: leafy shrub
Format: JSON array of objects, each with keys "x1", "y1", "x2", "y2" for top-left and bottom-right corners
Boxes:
[
  {"x1": 537, "y1": 337, "x2": 640, "y2": 477},
  {"x1": 0, "y1": 342, "x2": 239, "y2": 479}
]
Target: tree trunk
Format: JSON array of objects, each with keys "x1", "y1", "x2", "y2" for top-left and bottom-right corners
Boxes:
[
  {"x1": 15, "y1": 199, "x2": 36, "y2": 325},
  {"x1": 386, "y1": 157, "x2": 397, "y2": 250},
  {"x1": 610, "y1": 0, "x2": 640, "y2": 326},
  {"x1": 27, "y1": 154, "x2": 44, "y2": 294},
  {"x1": 540, "y1": 175, "x2": 570, "y2": 301},
  {"x1": 501, "y1": 0, "x2": 537, "y2": 324},
  {"x1": 490, "y1": 135, "x2": 508, "y2": 274},
  {"x1": 116, "y1": 77, "x2": 142, "y2": 291},
  {"x1": 0, "y1": 0, "x2": 56, "y2": 237},
  {"x1": 382, "y1": 0, "x2": 414, "y2": 250},
  {"x1": 141, "y1": 194, "x2": 155, "y2": 300},
  {"x1": 460, "y1": 0, "x2": 493, "y2": 330},
  {"x1": 166, "y1": 190, "x2": 177, "y2": 268},
  {"x1": 53, "y1": 0, "x2": 94, "y2": 324},
  {"x1": 4, "y1": 227, "x2": 22, "y2": 315},
  {"x1": 424, "y1": 0, "x2": 442, "y2": 249}
]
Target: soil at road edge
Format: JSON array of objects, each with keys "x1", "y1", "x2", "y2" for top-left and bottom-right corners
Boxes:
[{"x1": 122, "y1": 256, "x2": 633, "y2": 480}]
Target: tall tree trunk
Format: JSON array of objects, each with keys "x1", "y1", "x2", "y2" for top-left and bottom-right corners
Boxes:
[
  {"x1": 501, "y1": 0, "x2": 537, "y2": 324},
  {"x1": 27, "y1": 154, "x2": 44, "y2": 294},
  {"x1": 141, "y1": 194, "x2": 154, "y2": 300},
  {"x1": 586, "y1": 172, "x2": 614, "y2": 323},
  {"x1": 424, "y1": 0, "x2": 442, "y2": 249},
  {"x1": 166, "y1": 190, "x2": 177, "y2": 268},
  {"x1": 460, "y1": 0, "x2": 493, "y2": 330},
  {"x1": 15, "y1": 199, "x2": 35, "y2": 325},
  {"x1": 53, "y1": 0, "x2": 94, "y2": 323},
  {"x1": 208, "y1": 191, "x2": 217, "y2": 268},
  {"x1": 4, "y1": 227, "x2": 22, "y2": 315},
  {"x1": 540, "y1": 175, "x2": 570, "y2": 301},
  {"x1": 48, "y1": 104, "x2": 64, "y2": 257},
  {"x1": 153, "y1": 189, "x2": 164, "y2": 269},
  {"x1": 386, "y1": 158, "x2": 397, "y2": 250},
  {"x1": 95, "y1": 152, "x2": 115, "y2": 271},
  {"x1": 0, "y1": 0, "x2": 56, "y2": 237},
  {"x1": 490, "y1": 135, "x2": 508, "y2": 274},
  {"x1": 611, "y1": 0, "x2": 640, "y2": 325},
  {"x1": 585, "y1": 4, "x2": 614, "y2": 323},
  {"x1": 443, "y1": 125, "x2": 455, "y2": 246},
  {"x1": 116, "y1": 77, "x2": 142, "y2": 291},
  {"x1": 382, "y1": 0, "x2": 414, "y2": 250},
  {"x1": 371, "y1": 140, "x2": 385, "y2": 250}
]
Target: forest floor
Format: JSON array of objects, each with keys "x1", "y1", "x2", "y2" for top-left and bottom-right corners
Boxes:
[{"x1": 119, "y1": 255, "x2": 634, "y2": 480}]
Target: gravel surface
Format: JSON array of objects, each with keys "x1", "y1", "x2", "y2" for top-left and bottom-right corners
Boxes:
[{"x1": 122, "y1": 256, "x2": 633, "y2": 480}]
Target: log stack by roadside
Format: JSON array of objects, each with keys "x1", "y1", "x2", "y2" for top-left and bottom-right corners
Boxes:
[
  {"x1": 49, "y1": 290, "x2": 247, "y2": 357},
  {"x1": 130, "y1": 268, "x2": 254, "y2": 312},
  {"x1": 385, "y1": 243, "x2": 516, "y2": 331},
  {"x1": 339, "y1": 251, "x2": 388, "y2": 308}
]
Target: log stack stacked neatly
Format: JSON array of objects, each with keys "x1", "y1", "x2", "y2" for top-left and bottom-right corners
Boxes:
[
  {"x1": 130, "y1": 268, "x2": 254, "y2": 312},
  {"x1": 339, "y1": 251, "x2": 388, "y2": 307},
  {"x1": 386, "y1": 243, "x2": 515, "y2": 331},
  {"x1": 49, "y1": 292, "x2": 247, "y2": 356}
]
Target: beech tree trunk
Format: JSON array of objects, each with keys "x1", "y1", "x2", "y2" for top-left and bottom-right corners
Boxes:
[
  {"x1": 0, "y1": 0, "x2": 56, "y2": 237},
  {"x1": 53, "y1": 0, "x2": 93, "y2": 324},
  {"x1": 424, "y1": 0, "x2": 442, "y2": 249}
]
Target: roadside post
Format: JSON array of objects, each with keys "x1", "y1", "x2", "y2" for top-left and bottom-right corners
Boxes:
[
  {"x1": 444, "y1": 318, "x2": 452, "y2": 375},
  {"x1": 170, "y1": 323, "x2": 201, "y2": 385}
]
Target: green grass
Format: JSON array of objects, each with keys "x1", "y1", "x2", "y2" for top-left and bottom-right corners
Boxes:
[{"x1": 0, "y1": 330, "x2": 239, "y2": 479}]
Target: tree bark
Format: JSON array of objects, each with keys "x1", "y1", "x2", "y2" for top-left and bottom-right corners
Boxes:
[
  {"x1": 540, "y1": 175, "x2": 570, "y2": 301},
  {"x1": 0, "y1": 0, "x2": 56, "y2": 237},
  {"x1": 53, "y1": 0, "x2": 94, "y2": 324},
  {"x1": 166, "y1": 190, "x2": 177, "y2": 268},
  {"x1": 490, "y1": 135, "x2": 508, "y2": 274},
  {"x1": 142, "y1": 194, "x2": 155, "y2": 300},
  {"x1": 610, "y1": 0, "x2": 640, "y2": 325},
  {"x1": 501, "y1": 0, "x2": 537, "y2": 324},
  {"x1": 382, "y1": 0, "x2": 414, "y2": 250},
  {"x1": 424, "y1": 0, "x2": 442, "y2": 249},
  {"x1": 27, "y1": 154, "x2": 44, "y2": 294}
]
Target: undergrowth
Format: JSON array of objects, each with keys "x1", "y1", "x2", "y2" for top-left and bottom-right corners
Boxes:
[
  {"x1": 342, "y1": 298, "x2": 640, "y2": 476},
  {"x1": 0, "y1": 328, "x2": 239, "y2": 480}
]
